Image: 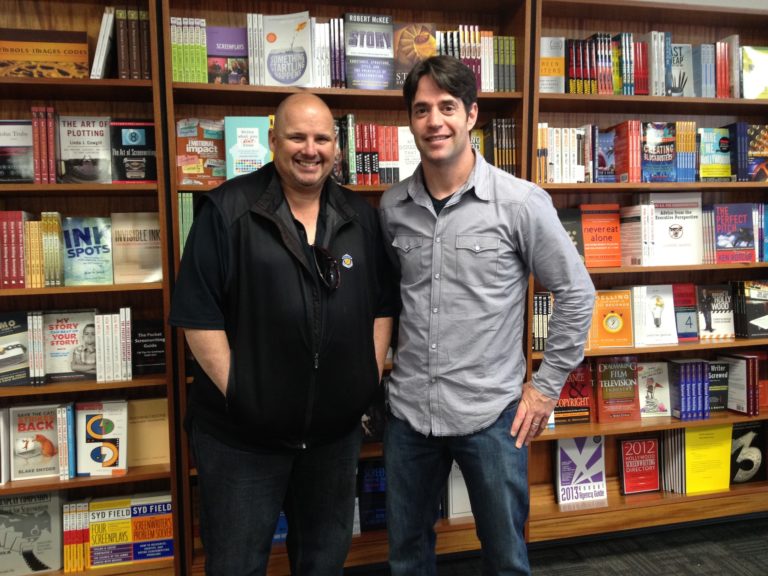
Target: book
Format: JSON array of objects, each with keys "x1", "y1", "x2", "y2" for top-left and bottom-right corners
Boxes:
[
  {"x1": 730, "y1": 421, "x2": 766, "y2": 484},
  {"x1": 641, "y1": 192, "x2": 703, "y2": 266},
  {"x1": 110, "y1": 212, "x2": 162, "y2": 284},
  {"x1": 713, "y1": 203, "x2": 756, "y2": 263},
  {"x1": 632, "y1": 284, "x2": 678, "y2": 346},
  {"x1": 540, "y1": 37, "x2": 566, "y2": 93},
  {"x1": 9, "y1": 403, "x2": 60, "y2": 481},
  {"x1": 637, "y1": 362, "x2": 671, "y2": 418},
  {"x1": 57, "y1": 116, "x2": 112, "y2": 183},
  {"x1": 747, "y1": 124, "x2": 768, "y2": 182},
  {"x1": 127, "y1": 398, "x2": 170, "y2": 468},
  {"x1": 0, "y1": 311, "x2": 31, "y2": 387},
  {"x1": 554, "y1": 364, "x2": 594, "y2": 424},
  {"x1": 110, "y1": 119, "x2": 157, "y2": 184},
  {"x1": 594, "y1": 356, "x2": 640, "y2": 422},
  {"x1": 344, "y1": 13, "x2": 394, "y2": 90},
  {"x1": 88, "y1": 495, "x2": 132, "y2": 567},
  {"x1": 261, "y1": 11, "x2": 313, "y2": 87},
  {"x1": 619, "y1": 436, "x2": 660, "y2": 494},
  {"x1": 175, "y1": 117, "x2": 226, "y2": 186},
  {"x1": 595, "y1": 129, "x2": 615, "y2": 182},
  {"x1": 672, "y1": 283, "x2": 699, "y2": 342},
  {"x1": 733, "y1": 280, "x2": 768, "y2": 337},
  {"x1": 669, "y1": 43, "x2": 693, "y2": 97},
  {"x1": 0, "y1": 28, "x2": 88, "y2": 78},
  {"x1": 708, "y1": 361, "x2": 730, "y2": 412},
  {"x1": 0, "y1": 120, "x2": 34, "y2": 182},
  {"x1": 43, "y1": 309, "x2": 98, "y2": 381},
  {"x1": 589, "y1": 289, "x2": 633, "y2": 349},
  {"x1": 557, "y1": 208, "x2": 585, "y2": 263},
  {"x1": 685, "y1": 424, "x2": 732, "y2": 495},
  {"x1": 224, "y1": 116, "x2": 273, "y2": 179},
  {"x1": 580, "y1": 203, "x2": 621, "y2": 268},
  {"x1": 0, "y1": 407, "x2": 8, "y2": 484},
  {"x1": 131, "y1": 319, "x2": 166, "y2": 375},
  {"x1": 61, "y1": 216, "x2": 114, "y2": 286},
  {"x1": 446, "y1": 461, "x2": 472, "y2": 518},
  {"x1": 741, "y1": 46, "x2": 768, "y2": 100},
  {"x1": 696, "y1": 284, "x2": 735, "y2": 340},
  {"x1": 76, "y1": 399, "x2": 128, "y2": 476},
  {"x1": 555, "y1": 436, "x2": 607, "y2": 507},
  {"x1": 393, "y1": 23, "x2": 436, "y2": 88},
  {"x1": 0, "y1": 492, "x2": 62, "y2": 573},
  {"x1": 130, "y1": 492, "x2": 174, "y2": 562},
  {"x1": 641, "y1": 122, "x2": 676, "y2": 182},
  {"x1": 206, "y1": 26, "x2": 248, "y2": 85},
  {"x1": 90, "y1": 6, "x2": 116, "y2": 80},
  {"x1": 697, "y1": 127, "x2": 732, "y2": 181},
  {"x1": 357, "y1": 458, "x2": 386, "y2": 531}
]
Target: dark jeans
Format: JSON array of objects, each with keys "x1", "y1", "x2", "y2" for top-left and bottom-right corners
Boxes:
[
  {"x1": 191, "y1": 422, "x2": 361, "y2": 576},
  {"x1": 384, "y1": 402, "x2": 530, "y2": 576}
]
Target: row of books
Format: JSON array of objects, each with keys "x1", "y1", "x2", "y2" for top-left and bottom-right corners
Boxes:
[
  {"x1": 561, "y1": 197, "x2": 767, "y2": 269},
  {"x1": 540, "y1": 31, "x2": 766, "y2": 100},
  {"x1": 556, "y1": 421, "x2": 766, "y2": 509},
  {"x1": 536, "y1": 121, "x2": 768, "y2": 185},
  {"x1": 0, "y1": 397, "x2": 169, "y2": 485},
  {"x1": 0, "y1": 308, "x2": 166, "y2": 388},
  {"x1": 0, "y1": 490, "x2": 172, "y2": 575},
  {"x1": 91, "y1": 4, "x2": 152, "y2": 81},
  {"x1": 0, "y1": 111, "x2": 157, "y2": 184},
  {"x1": 170, "y1": 10, "x2": 516, "y2": 93},
  {"x1": 0, "y1": 211, "x2": 162, "y2": 289}
]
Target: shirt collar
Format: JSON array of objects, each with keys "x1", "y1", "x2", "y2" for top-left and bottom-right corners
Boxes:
[{"x1": 404, "y1": 151, "x2": 491, "y2": 206}]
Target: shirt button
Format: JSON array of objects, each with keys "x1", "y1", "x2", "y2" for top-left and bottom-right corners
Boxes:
[
  {"x1": 432, "y1": 378, "x2": 437, "y2": 384},
  {"x1": 475, "y1": 245, "x2": 480, "y2": 251},
  {"x1": 434, "y1": 273, "x2": 440, "y2": 279},
  {"x1": 436, "y1": 237, "x2": 441, "y2": 243},
  {"x1": 431, "y1": 343, "x2": 437, "y2": 350},
  {"x1": 433, "y1": 307, "x2": 438, "y2": 313}
]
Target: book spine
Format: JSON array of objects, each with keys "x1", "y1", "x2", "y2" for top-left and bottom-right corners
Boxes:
[
  {"x1": 139, "y1": 3, "x2": 151, "y2": 79},
  {"x1": 115, "y1": 6, "x2": 130, "y2": 79},
  {"x1": 46, "y1": 107, "x2": 56, "y2": 183}
]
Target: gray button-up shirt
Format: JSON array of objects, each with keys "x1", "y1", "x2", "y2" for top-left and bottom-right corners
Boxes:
[{"x1": 380, "y1": 153, "x2": 595, "y2": 436}]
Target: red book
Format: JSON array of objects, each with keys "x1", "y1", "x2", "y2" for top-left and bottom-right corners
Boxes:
[
  {"x1": 595, "y1": 356, "x2": 640, "y2": 422},
  {"x1": 554, "y1": 364, "x2": 594, "y2": 424},
  {"x1": 369, "y1": 123, "x2": 380, "y2": 186},
  {"x1": 46, "y1": 106, "x2": 56, "y2": 183},
  {"x1": 672, "y1": 283, "x2": 699, "y2": 342},
  {"x1": 619, "y1": 436, "x2": 660, "y2": 494},
  {"x1": 31, "y1": 106, "x2": 42, "y2": 183}
]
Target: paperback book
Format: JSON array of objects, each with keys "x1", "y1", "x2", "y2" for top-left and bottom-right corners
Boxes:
[
  {"x1": 0, "y1": 492, "x2": 62, "y2": 574},
  {"x1": 554, "y1": 364, "x2": 594, "y2": 424},
  {"x1": 224, "y1": 116, "x2": 273, "y2": 179},
  {"x1": 206, "y1": 26, "x2": 248, "y2": 85},
  {"x1": 76, "y1": 399, "x2": 128, "y2": 476},
  {"x1": 9, "y1": 403, "x2": 60, "y2": 481},
  {"x1": 344, "y1": 13, "x2": 394, "y2": 90},
  {"x1": 730, "y1": 421, "x2": 766, "y2": 484},
  {"x1": 741, "y1": 46, "x2": 768, "y2": 100},
  {"x1": 594, "y1": 356, "x2": 640, "y2": 422},
  {"x1": 57, "y1": 116, "x2": 112, "y2": 183},
  {"x1": 696, "y1": 284, "x2": 735, "y2": 340},
  {"x1": 632, "y1": 284, "x2": 678, "y2": 346},
  {"x1": 672, "y1": 283, "x2": 699, "y2": 342},
  {"x1": 110, "y1": 212, "x2": 162, "y2": 284},
  {"x1": 0, "y1": 120, "x2": 33, "y2": 182},
  {"x1": 641, "y1": 122, "x2": 676, "y2": 182},
  {"x1": 261, "y1": 11, "x2": 313, "y2": 87},
  {"x1": 707, "y1": 361, "x2": 730, "y2": 412},
  {"x1": 175, "y1": 118, "x2": 226, "y2": 186},
  {"x1": 555, "y1": 436, "x2": 607, "y2": 507},
  {"x1": 589, "y1": 289, "x2": 633, "y2": 349},
  {"x1": 43, "y1": 309, "x2": 98, "y2": 381},
  {"x1": 110, "y1": 120, "x2": 157, "y2": 184},
  {"x1": 61, "y1": 216, "x2": 113, "y2": 286},
  {"x1": 637, "y1": 362, "x2": 671, "y2": 417},
  {"x1": 0, "y1": 311, "x2": 31, "y2": 387},
  {"x1": 127, "y1": 398, "x2": 170, "y2": 468},
  {"x1": 393, "y1": 23, "x2": 437, "y2": 88},
  {"x1": 131, "y1": 319, "x2": 166, "y2": 375},
  {"x1": 697, "y1": 127, "x2": 732, "y2": 181},
  {"x1": 713, "y1": 203, "x2": 756, "y2": 263},
  {"x1": 0, "y1": 28, "x2": 88, "y2": 78},
  {"x1": 619, "y1": 436, "x2": 660, "y2": 494}
]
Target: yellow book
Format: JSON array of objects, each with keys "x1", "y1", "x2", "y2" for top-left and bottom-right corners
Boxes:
[
  {"x1": 684, "y1": 424, "x2": 732, "y2": 495},
  {"x1": 89, "y1": 496, "x2": 133, "y2": 567}
]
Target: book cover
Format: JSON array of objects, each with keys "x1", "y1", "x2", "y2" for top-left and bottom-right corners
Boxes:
[
  {"x1": 557, "y1": 208, "x2": 585, "y2": 264},
  {"x1": 595, "y1": 129, "x2": 615, "y2": 182},
  {"x1": 131, "y1": 319, "x2": 166, "y2": 375},
  {"x1": 0, "y1": 311, "x2": 31, "y2": 387},
  {"x1": 637, "y1": 362, "x2": 671, "y2": 417},
  {"x1": 0, "y1": 28, "x2": 88, "y2": 78},
  {"x1": 672, "y1": 283, "x2": 699, "y2": 342},
  {"x1": 741, "y1": 46, "x2": 768, "y2": 100},
  {"x1": 0, "y1": 120, "x2": 33, "y2": 182},
  {"x1": 9, "y1": 403, "x2": 59, "y2": 481},
  {"x1": 739, "y1": 280, "x2": 768, "y2": 337},
  {"x1": 110, "y1": 212, "x2": 162, "y2": 284},
  {"x1": 0, "y1": 492, "x2": 62, "y2": 573},
  {"x1": 555, "y1": 436, "x2": 607, "y2": 507},
  {"x1": 696, "y1": 284, "x2": 735, "y2": 340},
  {"x1": 344, "y1": 13, "x2": 394, "y2": 90},
  {"x1": 632, "y1": 284, "x2": 678, "y2": 346},
  {"x1": 110, "y1": 120, "x2": 157, "y2": 184},
  {"x1": 61, "y1": 216, "x2": 113, "y2": 286},
  {"x1": 446, "y1": 461, "x2": 472, "y2": 518},
  {"x1": 76, "y1": 400, "x2": 128, "y2": 476},
  {"x1": 130, "y1": 492, "x2": 174, "y2": 562},
  {"x1": 697, "y1": 127, "x2": 732, "y2": 181},
  {"x1": 644, "y1": 192, "x2": 703, "y2": 266},
  {"x1": 88, "y1": 495, "x2": 132, "y2": 567},
  {"x1": 175, "y1": 118, "x2": 226, "y2": 186},
  {"x1": 262, "y1": 11, "x2": 313, "y2": 87},
  {"x1": 589, "y1": 289, "x2": 633, "y2": 349},
  {"x1": 357, "y1": 458, "x2": 386, "y2": 531},
  {"x1": 224, "y1": 116, "x2": 272, "y2": 180},
  {"x1": 730, "y1": 421, "x2": 766, "y2": 484},
  {"x1": 595, "y1": 356, "x2": 640, "y2": 422},
  {"x1": 206, "y1": 26, "x2": 248, "y2": 85},
  {"x1": 685, "y1": 424, "x2": 732, "y2": 495},
  {"x1": 393, "y1": 23, "x2": 436, "y2": 88},
  {"x1": 619, "y1": 436, "x2": 660, "y2": 494},
  {"x1": 580, "y1": 203, "x2": 621, "y2": 268},
  {"x1": 127, "y1": 398, "x2": 169, "y2": 468},
  {"x1": 57, "y1": 116, "x2": 112, "y2": 183},
  {"x1": 540, "y1": 37, "x2": 566, "y2": 93},
  {"x1": 708, "y1": 361, "x2": 729, "y2": 412},
  {"x1": 747, "y1": 124, "x2": 768, "y2": 182},
  {"x1": 670, "y1": 43, "x2": 693, "y2": 97},
  {"x1": 397, "y1": 125, "x2": 420, "y2": 181},
  {"x1": 713, "y1": 203, "x2": 755, "y2": 263},
  {"x1": 554, "y1": 364, "x2": 594, "y2": 425},
  {"x1": 641, "y1": 122, "x2": 676, "y2": 182},
  {"x1": 43, "y1": 309, "x2": 97, "y2": 381},
  {"x1": 90, "y1": 6, "x2": 116, "y2": 80}
]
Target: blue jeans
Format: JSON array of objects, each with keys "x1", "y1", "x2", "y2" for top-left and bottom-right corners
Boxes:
[
  {"x1": 191, "y1": 422, "x2": 361, "y2": 576},
  {"x1": 384, "y1": 402, "x2": 530, "y2": 576}
]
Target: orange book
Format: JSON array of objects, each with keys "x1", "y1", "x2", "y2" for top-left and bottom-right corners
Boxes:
[
  {"x1": 594, "y1": 355, "x2": 641, "y2": 422},
  {"x1": 580, "y1": 203, "x2": 621, "y2": 268},
  {"x1": 175, "y1": 118, "x2": 226, "y2": 186},
  {"x1": 0, "y1": 28, "x2": 88, "y2": 78},
  {"x1": 589, "y1": 289, "x2": 634, "y2": 349}
]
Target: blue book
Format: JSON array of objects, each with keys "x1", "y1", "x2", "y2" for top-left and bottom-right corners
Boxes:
[
  {"x1": 595, "y1": 129, "x2": 615, "y2": 183},
  {"x1": 65, "y1": 402, "x2": 76, "y2": 478},
  {"x1": 206, "y1": 26, "x2": 248, "y2": 85},
  {"x1": 642, "y1": 122, "x2": 676, "y2": 182},
  {"x1": 61, "y1": 216, "x2": 113, "y2": 286},
  {"x1": 224, "y1": 116, "x2": 273, "y2": 180}
]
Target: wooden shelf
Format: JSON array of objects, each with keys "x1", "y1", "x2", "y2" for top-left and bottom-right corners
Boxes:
[
  {"x1": 0, "y1": 183, "x2": 158, "y2": 195},
  {"x1": 583, "y1": 262, "x2": 768, "y2": 274},
  {"x1": 0, "y1": 77, "x2": 154, "y2": 102},
  {"x1": 0, "y1": 374, "x2": 168, "y2": 398},
  {"x1": 0, "y1": 464, "x2": 171, "y2": 496},
  {"x1": 54, "y1": 558, "x2": 175, "y2": 576},
  {"x1": 537, "y1": 93, "x2": 768, "y2": 116},
  {"x1": 0, "y1": 282, "x2": 163, "y2": 297},
  {"x1": 543, "y1": 181, "x2": 767, "y2": 193}
]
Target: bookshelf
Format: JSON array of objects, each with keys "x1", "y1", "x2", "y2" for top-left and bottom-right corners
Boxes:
[
  {"x1": 0, "y1": 1, "x2": 178, "y2": 574},
  {"x1": 529, "y1": 0, "x2": 768, "y2": 544},
  {"x1": 160, "y1": 0, "x2": 530, "y2": 573}
]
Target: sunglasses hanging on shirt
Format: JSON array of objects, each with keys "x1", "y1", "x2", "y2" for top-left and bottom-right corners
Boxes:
[{"x1": 313, "y1": 245, "x2": 341, "y2": 291}]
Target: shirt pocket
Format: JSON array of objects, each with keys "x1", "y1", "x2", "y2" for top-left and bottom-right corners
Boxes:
[
  {"x1": 392, "y1": 235, "x2": 426, "y2": 286},
  {"x1": 455, "y1": 235, "x2": 501, "y2": 286}
]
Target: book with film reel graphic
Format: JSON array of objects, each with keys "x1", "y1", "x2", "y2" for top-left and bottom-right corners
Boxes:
[{"x1": 76, "y1": 400, "x2": 128, "y2": 476}]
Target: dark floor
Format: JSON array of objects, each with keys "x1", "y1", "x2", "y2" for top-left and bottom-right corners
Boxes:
[{"x1": 346, "y1": 514, "x2": 768, "y2": 575}]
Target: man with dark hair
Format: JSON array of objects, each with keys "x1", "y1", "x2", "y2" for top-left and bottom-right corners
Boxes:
[
  {"x1": 380, "y1": 55, "x2": 595, "y2": 575},
  {"x1": 170, "y1": 93, "x2": 395, "y2": 575}
]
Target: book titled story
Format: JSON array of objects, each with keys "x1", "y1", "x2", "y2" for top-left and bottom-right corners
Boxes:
[
  {"x1": 43, "y1": 309, "x2": 98, "y2": 381},
  {"x1": 344, "y1": 13, "x2": 394, "y2": 90}
]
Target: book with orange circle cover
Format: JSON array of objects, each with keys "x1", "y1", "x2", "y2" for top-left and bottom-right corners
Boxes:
[{"x1": 588, "y1": 289, "x2": 634, "y2": 350}]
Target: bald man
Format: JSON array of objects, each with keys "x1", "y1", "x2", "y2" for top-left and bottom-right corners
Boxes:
[{"x1": 170, "y1": 93, "x2": 396, "y2": 575}]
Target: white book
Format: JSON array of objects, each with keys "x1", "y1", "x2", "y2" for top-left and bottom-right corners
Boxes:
[
  {"x1": 102, "y1": 311, "x2": 113, "y2": 381},
  {"x1": 75, "y1": 399, "x2": 128, "y2": 476},
  {"x1": 10, "y1": 403, "x2": 60, "y2": 481},
  {"x1": 95, "y1": 313, "x2": 106, "y2": 382},
  {"x1": 262, "y1": 11, "x2": 313, "y2": 87},
  {"x1": 633, "y1": 284, "x2": 678, "y2": 346},
  {"x1": 446, "y1": 461, "x2": 473, "y2": 518},
  {"x1": 91, "y1": 7, "x2": 116, "y2": 80},
  {"x1": 638, "y1": 362, "x2": 671, "y2": 418},
  {"x1": 641, "y1": 192, "x2": 703, "y2": 266},
  {"x1": 111, "y1": 313, "x2": 122, "y2": 381},
  {"x1": 396, "y1": 126, "x2": 421, "y2": 181},
  {"x1": 556, "y1": 436, "x2": 607, "y2": 509},
  {"x1": 0, "y1": 407, "x2": 9, "y2": 484}
]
